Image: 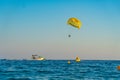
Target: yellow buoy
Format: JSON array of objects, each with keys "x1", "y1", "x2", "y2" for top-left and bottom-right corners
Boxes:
[
  {"x1": 68, "y1": 60, "x2": 71, "y2": 64},
  {"x1": 76, "y1": 57, "x2": 80, "y2": 62}
]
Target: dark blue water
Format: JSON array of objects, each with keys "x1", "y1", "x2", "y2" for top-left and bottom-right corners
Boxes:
[{"x1": 0, "y1": 60, "x2": 120, "y2": 80}]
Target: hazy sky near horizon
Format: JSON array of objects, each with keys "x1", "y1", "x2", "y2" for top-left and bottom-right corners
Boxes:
[{"x1": 0, "y1": 0, "x2": 120, "y2": 59}]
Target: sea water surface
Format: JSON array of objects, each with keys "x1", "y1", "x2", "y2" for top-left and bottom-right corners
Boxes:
[{"x1": 0, "y1": 59, "x2": 120, "y2": 80}]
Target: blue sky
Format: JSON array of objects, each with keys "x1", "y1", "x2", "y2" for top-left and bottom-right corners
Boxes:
[{"x1": 0, "y1": 0, "x2": 120, "y2": 59}]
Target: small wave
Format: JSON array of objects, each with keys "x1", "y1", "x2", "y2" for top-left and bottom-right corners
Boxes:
[
  {"x1": 7, "y1": 77, "x2": 31, "y2": 80},
  {"x1": 37, "y1": 70, "x2": 54, "y2": 74},
  {"x1": 15, "y1": 66, "x2": 24, "y2": 69}
]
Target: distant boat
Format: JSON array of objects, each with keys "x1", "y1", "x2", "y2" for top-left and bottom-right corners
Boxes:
[
  {"x1": 32, "y1": 55, "x2": 45, "y2": 60},
  {"x1": 75, "y1": 57, "x2": 80, "y2": 62}
]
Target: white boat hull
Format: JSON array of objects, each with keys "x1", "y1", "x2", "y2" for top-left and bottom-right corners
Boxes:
[{"x1": 36, "y1": 58, "x2": 45, "y2": 60}]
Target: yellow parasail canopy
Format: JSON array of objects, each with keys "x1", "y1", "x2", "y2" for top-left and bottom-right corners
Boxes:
[{"x1": 67, "y1": 17, "x2": 82, "y2": 29}]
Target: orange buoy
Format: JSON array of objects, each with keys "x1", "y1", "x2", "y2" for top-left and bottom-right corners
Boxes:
[{"x1": 117, "y1": 65, "x2": 120, "y2": 70}]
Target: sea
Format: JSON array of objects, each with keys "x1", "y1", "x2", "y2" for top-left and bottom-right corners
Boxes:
[{"x1": 0, "y1": 59, "x2": 120, "y2": 80}]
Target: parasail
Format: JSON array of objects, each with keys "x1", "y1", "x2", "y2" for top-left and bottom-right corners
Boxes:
[{"x1": 67, "y1": 17, "x2": 82, "y2": 29}]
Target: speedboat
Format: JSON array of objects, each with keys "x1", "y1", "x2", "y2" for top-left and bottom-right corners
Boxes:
[{"x1": 32, "y1": 55, "x2": 45, "y2": 60}]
